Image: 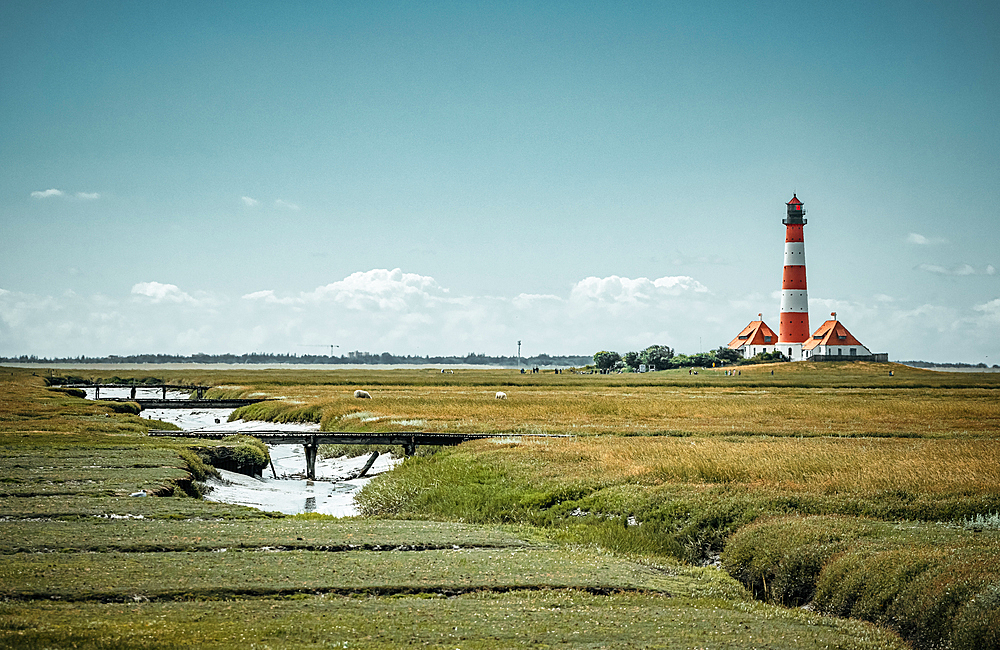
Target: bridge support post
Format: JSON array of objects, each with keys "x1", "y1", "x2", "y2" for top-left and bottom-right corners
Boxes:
[
  {"x1": 304, "y1": 437, "x2": 319, "y2": 480},
  {"x1": 357, "y1": 451, "x2": 379, "y2": 478}
]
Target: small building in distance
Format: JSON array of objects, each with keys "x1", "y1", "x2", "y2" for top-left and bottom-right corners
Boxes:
[
  {"x1": 728, "y1": 314, "x2": 779, "y2": 359},
  {"x1": 802, "y1": 313, "x2": 887, "y2": 362}
]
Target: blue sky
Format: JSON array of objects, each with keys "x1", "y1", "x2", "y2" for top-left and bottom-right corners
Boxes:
[{"x1": 2, "y1": 1, "x2": 998, "y2": 363}]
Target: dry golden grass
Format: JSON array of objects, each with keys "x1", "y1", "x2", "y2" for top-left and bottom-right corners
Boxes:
[
  {"x1": 458, "y1": 435, "x2": 1000, "y2": 496},
  {"x1": 228, "y1": 383, "x2": 1000, "y2": 439}
]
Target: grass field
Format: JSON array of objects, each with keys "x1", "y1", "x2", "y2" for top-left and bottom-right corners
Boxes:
[{"x1": 1, "y1": 362, "x2": 997, "y2": 648}]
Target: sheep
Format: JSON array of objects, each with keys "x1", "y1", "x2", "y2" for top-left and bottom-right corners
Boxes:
[
  {"x1": 354, "y1": 389, "x2": 372, "y2": 399},
  {"x1": 495, "y1": 391, "x2": 507, "y2": 399}
]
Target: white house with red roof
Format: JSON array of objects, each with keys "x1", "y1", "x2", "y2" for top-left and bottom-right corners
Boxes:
[
  {"x1": 727, "y1": 314, "x2": 779, "y2": 359},
  {"x1": 802, "y1": 313, "x2": 873, "y2": 360}
]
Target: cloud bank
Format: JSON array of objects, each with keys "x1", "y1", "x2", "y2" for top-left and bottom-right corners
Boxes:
[{"x1": 1, "y1": 270, "x2": 997, "y2": 363}]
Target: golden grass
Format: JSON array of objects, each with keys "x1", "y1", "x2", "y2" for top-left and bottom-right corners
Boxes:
[
  {"x1": 226, "y1": 383, "x2": 1000, "y2": 438},
  {"x1": 459, "y1": 435, "x2": 1000, "y2": 496}
]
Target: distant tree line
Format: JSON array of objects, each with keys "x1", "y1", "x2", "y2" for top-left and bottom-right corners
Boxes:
[
  {"x1": 0, "y1": 351, "x2": 594, "y2": 367},
  {"x1": 591, "y1": 345, "x2": 784, "y2": 372}
]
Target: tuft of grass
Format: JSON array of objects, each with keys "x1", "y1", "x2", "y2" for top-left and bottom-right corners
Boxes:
[
  {"x1": 176, "y1": 448, "x2": 219, "y2": 482},
  {"x1": 962, "y1": 511, "x2": 1000, "y2": 531}
]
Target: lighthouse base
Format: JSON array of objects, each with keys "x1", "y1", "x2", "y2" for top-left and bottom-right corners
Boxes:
[{"x1": 776, "y1": 342, "x2": 806, "y2": 361}]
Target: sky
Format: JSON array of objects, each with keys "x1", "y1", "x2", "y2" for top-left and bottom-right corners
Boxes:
[{"x1": 1, "y1": 1, "x2": 998, "y2": 363}]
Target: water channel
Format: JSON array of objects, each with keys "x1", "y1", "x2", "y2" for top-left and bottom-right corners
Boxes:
[{"x1": 85, "y1": 388, "x2": 400, "y2": 516}]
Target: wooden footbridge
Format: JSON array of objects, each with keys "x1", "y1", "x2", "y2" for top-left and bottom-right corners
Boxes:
[
  {"x1": 63, "y1": 382, "x2": 270, "y2": 408},
  {"x1": 148, "y1": 430, "x2": 558, "y2": 479},
  {"x1": 64, "y1": 382, "x2": 212, "y2": 399}
]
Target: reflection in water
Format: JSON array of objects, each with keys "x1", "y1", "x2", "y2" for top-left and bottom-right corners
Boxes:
[
  {"x1": 202, "y1": 444, "x2": 400, "y2": 516},
  {"x1": 82, "y1": 390, "x2": 401, "y2": 517}
]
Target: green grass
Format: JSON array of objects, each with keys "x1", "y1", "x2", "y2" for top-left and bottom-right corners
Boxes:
[
  {"x1": 0, "y1": 546, "x2": 747, "y2": 602},
  {"x1": 4, "y1": 363, "x2": 997, "y2": 648},
  {"x1": 0, "y1": 519, "x2": 538, "y2": 554},
  {"x1": 0, "y1": 590, "x2": 908, "y2": 650},
  {"x1": 355, "y1": 439, "x2": 1000, "y2": 559},
  {"x1": 723, "y1": 515, "x2": 1000, "y2": 649}
]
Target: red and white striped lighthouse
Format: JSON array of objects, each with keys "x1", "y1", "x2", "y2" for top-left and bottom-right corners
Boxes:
[{"x1": 779, "y1": 194, "x2": 809, "y2": 353}]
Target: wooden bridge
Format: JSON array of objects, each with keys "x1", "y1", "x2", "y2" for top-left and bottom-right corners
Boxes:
[
  {"x1": 103, "y1": 397, "x2": 269, "y2": 409},
  {"x1": 62, "y1": 382, "x2": 271, "y2": 408},
  {"x1": 64, "y1": 383, "x2": 212, "y2": 399},
  {"x1": 148, "y1": 430, "x2": 560, "y2": 479}
]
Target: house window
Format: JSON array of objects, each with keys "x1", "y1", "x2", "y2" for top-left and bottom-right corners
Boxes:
[
  {"x1": 838, "y1": 348, "x2": 842, "y2": 355},
  {"x1": 764, "y1": 336, "x2": 772, "y2": 343},
  {"x1": 850, "y1": 348, "x2": 857, "y2": 356}
]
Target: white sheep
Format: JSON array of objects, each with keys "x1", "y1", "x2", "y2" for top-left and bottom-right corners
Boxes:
[
  {"x1": 495, "y1": 391, "x2": 507, "y2": 399},
  {"x1": 354, "y1": 389, "x2": 372, "y2": 399}
]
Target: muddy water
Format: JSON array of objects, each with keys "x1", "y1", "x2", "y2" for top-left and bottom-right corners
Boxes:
[{"x1": 87, "y1": 388, "x2": 399, "y2": 516}]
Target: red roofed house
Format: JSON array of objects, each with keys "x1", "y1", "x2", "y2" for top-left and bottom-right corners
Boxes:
[
  {"x1": 728, "y1": 314, "x2": 779, "y2": 359},
  {"x1": 802, "y1": 313, "x2": 873, "y2": 360}
]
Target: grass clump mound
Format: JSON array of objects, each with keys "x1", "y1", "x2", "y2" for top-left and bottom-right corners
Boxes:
[
  {"x1": 192, "y1": 436, "x2": 271, "y2": 477},
  {"x1": 47, "y1": 386, "x2": 87, "y2": 398},
  {"x1": 229, "y1": 401, "x2": 323, "y2": 424},
  {"x1": 722, "y1": 515, "x2": 1000, "y2": 649},
  {"x1": 218, "y1": 435, "x2": 270, "y2": 475},
  {"x1": 103, "y1": 400, "x2": 142, "y2": 415},
  {"x1": 176, "y1": 448, "x2": 219, "y2": 482}
]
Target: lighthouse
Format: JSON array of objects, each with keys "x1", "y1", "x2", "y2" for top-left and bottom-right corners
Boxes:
[{"x1": 779, "y1": 194, "x2": 809, "y2": 359}]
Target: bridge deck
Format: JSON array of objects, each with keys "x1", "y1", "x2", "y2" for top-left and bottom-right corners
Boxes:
[
  {"x1": 147, "y1": 430, "x2": 512, "y2": 445},
  {"x1": 149, "y1": 430, "x2": 556, "y2": 478},
  {"x1": 63, "y1": 383, "x2": 211, "y2": 390},
  {"x1": 103, "y1": 398, "x2": 270, "y2": 409}
]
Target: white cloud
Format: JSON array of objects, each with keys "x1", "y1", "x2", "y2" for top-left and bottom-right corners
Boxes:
[
  {"x1": 131, "y1": 281, "x2": 196, "y2": 304},
  {"x1": 75, "y1": 192, "x2": 100, "y2": 200},
  {"x1": 907, "y1": 232, "x2": 947, "y2": 245},
  {"x1": 974, "y1": 298, "x2": 1000, "y2": 324},
  {"x1": 241, "y1": 196, "x2": 259, "y2": 207},
  {"x1": 274, "y1": 199, "x2": 300, "y2": 210},
  {"x1": 31, "y1": 188, "x2": 64, "y2": 198},
  {"x1": 242, "y1": 289, "x2": 277, "y2": 301},
  {"x1": 570, "y1": 275, "x2": 708, "y2": 304},
  {"x1": 917, "y1": 263, "x2": 993, "y2": 276}
]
